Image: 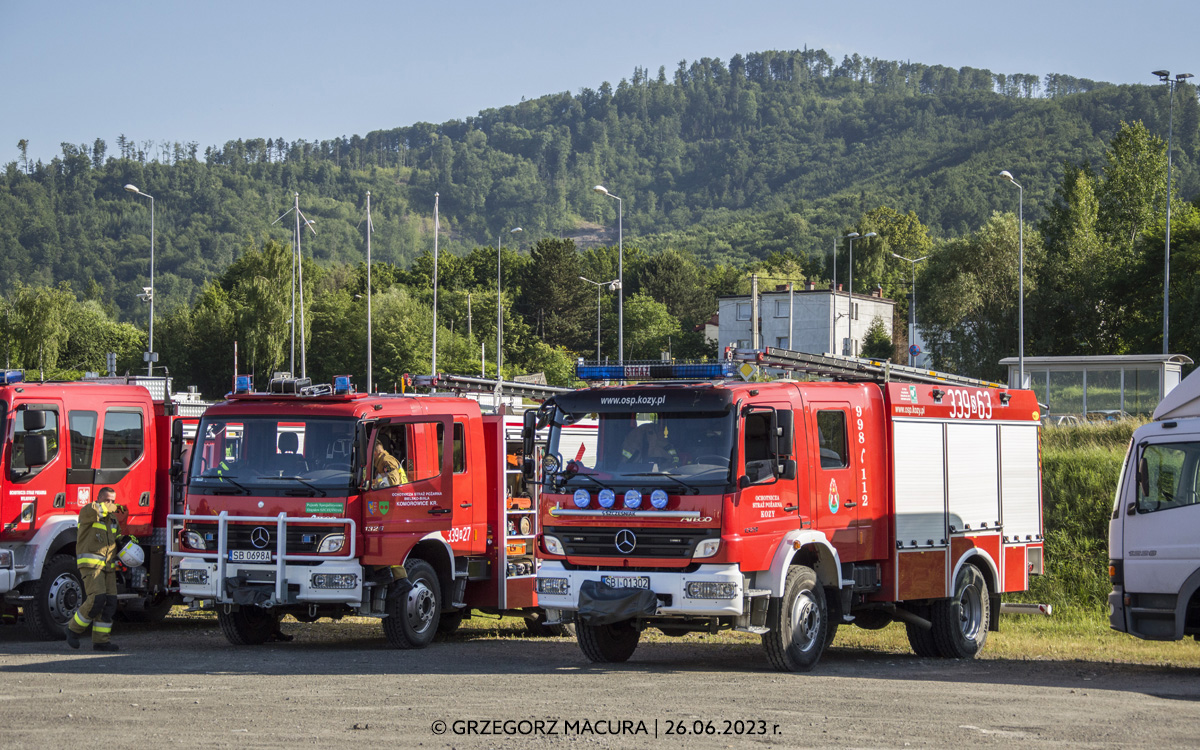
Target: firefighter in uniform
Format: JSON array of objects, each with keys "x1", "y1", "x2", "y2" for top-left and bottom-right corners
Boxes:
[
  {"x1": 66, "y1": 486, "x2": 127, "y2": 651},
  {"x1": 372, "y1": 440, "x2": 408, "y2": 488},
  {"x1": 621, "y1": 422, "x2": 678, "y2": 466}
]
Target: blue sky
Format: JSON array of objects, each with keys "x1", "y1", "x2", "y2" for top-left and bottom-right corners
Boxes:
[{"x1": 1, "y1": 0, "x2": 1193, "y2": 165}]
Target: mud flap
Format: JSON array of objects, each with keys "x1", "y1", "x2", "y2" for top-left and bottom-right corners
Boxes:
[{"x1": 577, "y1": 580, "x2": 658, "y2": 627}]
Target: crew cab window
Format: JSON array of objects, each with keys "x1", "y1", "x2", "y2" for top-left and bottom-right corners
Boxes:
[
  {"x1": 817, "y1": 410, "x2": 848, "y2": 469},
  {"x1": 435, "y1": 422, "x2": 466, "y2": 474},
  {"x1": 100, "y1": 410, "x2": 144, "y2": 469},
  {"x1": 376, "y1": 422, "x2": 444, "y2": 485},
  {"x1": 1137, "y1": 442, "x2": 1200, "y2": 513},
  {"x1": 69, "y1": 411, "x2": 99, "y2": 468},
  {"x1": 11, "y1": 407, "x2": 60, "y2": 470}
]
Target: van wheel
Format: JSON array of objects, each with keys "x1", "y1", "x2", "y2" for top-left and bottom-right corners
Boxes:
[
  {"x1": 577, "y1": 619, "x2": 640, "y2": 662},
  {"x1": 931, "y1": 565, "x2": 990, "y2": 659},
  {"x1": 762, "y1": 565, "x2": 827, "y2": 672},
  {"x1": 383, "y1": 559, "x2": 440, "y2": 649},
  {"x1": 25, "y1": 555, "x2": 84, "y2": 640},
  {"x1": 218, "y1": 605, "x2": 279, "y2": 645}
]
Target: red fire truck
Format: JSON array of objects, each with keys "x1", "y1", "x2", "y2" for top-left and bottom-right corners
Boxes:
[
  {"x1": 0, "y1": 373, "x2": 208, "y2": 639},
  {"x1": 172, "y1": 374, "x2": 590, "y2": 646},
  {"x1": 530, "y1": 350, "x2": 1046, "y2": 671}
]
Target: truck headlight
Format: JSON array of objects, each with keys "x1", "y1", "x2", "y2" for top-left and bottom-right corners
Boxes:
[
  {"x1": 317, "y1": 534, "x2": 345, "y2": 554},
  {"x1": 181, "y1": 530, "x2": 207, "y2": 551},
  {"x1": 543, "y1": 535, "x2": 565, "y2": 555},
  {"x1": 178, "y1": 568, "x2": 209, "y2": 585},
  {"x1": 0, "y1": 548, "x2": 13, "y2": 568},
  {"x1": 537, "y1": 577, "x2": 570, "y2": 595},
  {"x1": 685, "y1": 581, "x2": 738, "y2": 599},
  {"x1": 311, "y1": 573, "x2": 358, "y2": 589},
  {"x1": 693, "y1": 538, "x2": 720, "y2": 559}
]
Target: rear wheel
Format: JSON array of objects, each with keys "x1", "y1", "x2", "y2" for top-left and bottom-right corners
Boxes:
[
  {"x1": 577, "y1": 619, "x2": 640, "y2": 662},
  {"x1": 931, "y1": 565, "x2": 990, "y2": 659},
  {"x1": 904, "y1": 604, "x2": 939, "y2": 657},
  {"x1": 25, "y1": 555, "x2": 84, "y2": 640},
  {"x1": 217, "y1": 605, "x2": 279, "y2": 646},
  {"x1": 762, "y1": 565, "x2": 828, "y2": 672},
  {"x1": 382, "y1": 559, "x2": 441, "y2": 649}
]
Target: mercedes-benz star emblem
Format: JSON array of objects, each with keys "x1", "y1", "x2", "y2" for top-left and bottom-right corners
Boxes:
[
  {"x1": 250, "y1": 527, "x2": 271, "y2": 549},
  {"x1": 614, "y1": 529, "x2": 637, "y2": 555}
]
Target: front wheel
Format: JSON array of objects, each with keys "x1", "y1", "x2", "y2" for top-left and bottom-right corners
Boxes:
[
  {"x1": 931, "y1": 564, "x2": 990, "y2": 659},
  {"x1": 25, "y1": 554, "x2": 84, "y2": 640},
  {"x1": 577, "y1": 619, "x2": 640, "y2": 662},
  {"x1": 762, "y1": 565, "x2": 828, "y2": 672},
  {"x1": 217, "y1": 605, "x2": 279, "y2": 646},
  {"x1": 382, "y1": 559, "x2": 441, "y2": 649}
]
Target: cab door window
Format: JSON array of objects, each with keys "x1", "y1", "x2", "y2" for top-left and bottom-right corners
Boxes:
[
  {"x1": 99, "y1": 409, "x2": 145, "y2": 469},
  {"x1": 743, "y1": 411, "x2": 775, "y2": 484},
  {"x1": 11, "y1": 407, "x2": 60, "y2": 473},
  {"x1": 816, "y1": 410, "x2": 849, "y2": 469},
  {"x1": 1137, "y1": 442, "x2": 1200, "y2": 513},
  {"x1": 68, "y1": 410, "x2": 99, "y2": 482},
  {"x1": 374, "y1": 422, "x2": 443, "y2": 487}
]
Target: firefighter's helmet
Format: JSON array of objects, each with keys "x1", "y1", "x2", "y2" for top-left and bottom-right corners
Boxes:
[{"x1": 118, "y1": 540, "x2": 145, "y2": 568}]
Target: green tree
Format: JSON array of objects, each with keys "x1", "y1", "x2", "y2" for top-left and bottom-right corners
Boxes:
[
  {"x1": 517, "y1": 238, "x2": 591, "y2": 350},
  {"x1": 623, "y1": 293, "x2": 680, "y2": 360},
  {"x1": 860, "y1": 316, "x2": 893, "y2": 360}
]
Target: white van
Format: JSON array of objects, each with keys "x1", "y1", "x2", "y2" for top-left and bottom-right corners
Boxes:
[{"x1": 1109, "y1": 368, "x2": 1200, "y2": 641}]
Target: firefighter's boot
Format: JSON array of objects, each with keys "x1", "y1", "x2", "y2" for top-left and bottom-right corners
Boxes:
[
  {"x1": 65, "y1": 627, "x2": 80, "y2": 649},
  {"x1": 93, "y1": 642, "x2": 120, "y2": 652}
]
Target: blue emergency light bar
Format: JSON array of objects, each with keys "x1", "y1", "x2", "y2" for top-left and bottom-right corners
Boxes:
[
  {"x1": 3, "y1": 370, "x2": 24, "y2": 385},
  {"x1": 233, "y1": 375, "x2": 252, "y2": 394},
  {"x1": 333, "y1": 375, "x2": 353, "y2": 394},
  {"x1": 575, "y1": 362, "x2": 738, "y2": 381}
]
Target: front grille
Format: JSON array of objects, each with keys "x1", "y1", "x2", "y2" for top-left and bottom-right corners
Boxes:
[
  {"x1": 185, "y1": 522, "x2": 343, "y2": 554},
  {"x1": 546, "y1": 525, "x2": 713, "y2": 559}
]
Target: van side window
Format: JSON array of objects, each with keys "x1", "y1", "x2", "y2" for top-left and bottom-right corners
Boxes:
[
  {"x1": 69, "y1": 411, "x2": 99, "y2": 468},
  {"x1": 816, "y1": 410, "x2": 848, "y2": 469},
  {"x1": 100, "y1": 410, "x2": 145, "y2": 469},
  {"x1": 1138, "y1": 443, "x2": 1200, "y2": 513}
]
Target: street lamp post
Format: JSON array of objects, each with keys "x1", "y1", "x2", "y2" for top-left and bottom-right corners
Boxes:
[
  {"x1": 365, "y1": 191, "x2": 374, "y2": 393},
  {"x1": 843, "y1": 231, "x2": 877, "y2": 356},
  {"x1": 497, "y1": 227, "x2": 523, "y2": 384},
  {"x1": 580, "y1": 276, "x2": 618, "y2": 362},
  {"x1": 1000, "y1": 170, "x2": 1025, "y2": 388},
  {"x1": 593, "y1": 185, "x2": 623, "y2": 362},
  {"x1": 889, "y1": 252, "x2": 928, "y2": 366},
  {"x1": 124, "y1": 184, "x2": 155, "y2": 375},
  {"x1": 1153, "y1": 69, "x2": 1193, "y2": 354}
]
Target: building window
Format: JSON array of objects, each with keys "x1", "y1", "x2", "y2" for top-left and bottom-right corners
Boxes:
[
  {"x1": 774, "y1": 299, "x2": 789, "y2": 318},
  {"x1": 736, "y1": 303, "x2": 751, "y2": 321},
  {"x1": 776, "y1": 337, "x2": 789, "y2": 349}
]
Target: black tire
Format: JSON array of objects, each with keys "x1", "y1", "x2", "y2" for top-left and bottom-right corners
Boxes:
[
  {"x1": 121, "y1": 594, "x2": 175, "y2": 624},
  {"x1": 25, "y1": 554, "x2": 85, "y2": 640},
  {"x1": 851, "y1": 609, "x2": 893, "y2": 631},
  {"x1": 762, "y1": 565, "x2": 828, "y2": 672},
  {"x1": 382, "y1": 559, "x2": 441, "y2": 649},
  {"x1": 931, "y1": 564, "x2": 990, "y2": 659},
  {"x1": 217, "y1": 605, "x2": 279, "y2": 646},
  {"x1": 903, "y1": 603, "x2": 939, "y2": 657},
  {"x1": 437, "y1": 608, "x2": 466, "y2": 636},
  {"x1": 524, "y1": 610, "x2": 576, "y2": 638},
  {"x1": 576, "y1": 619, "x2": 640, "y2": 663}
]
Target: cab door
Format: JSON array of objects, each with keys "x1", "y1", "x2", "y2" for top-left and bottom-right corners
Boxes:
[
  {"x1": 4, "y1": 403, "x2": 65, "y2": 538},
  {"x1": 738, "y1": 403, "x2": 806, "y2": 548},
  {"x1": 808, "y1": 401, "x2": 860, "y2": 562},
  {"x1": 361, "y1": 415, "x2": 455, "y2": 550},
  {"x1": 95, "y1": 405, "x2": 152, "y2": 536},
  {"x1": 66, "y1": 409, "x2": 100, "y2": 515}
]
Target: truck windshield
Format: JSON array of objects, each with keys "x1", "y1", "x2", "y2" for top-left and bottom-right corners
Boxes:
[
  {"x1": 549, "y1": 409, "x2": 733, "y2": 487},
  {"x1": 189, "y1": 416, "x2": 356, "y2": 491}
]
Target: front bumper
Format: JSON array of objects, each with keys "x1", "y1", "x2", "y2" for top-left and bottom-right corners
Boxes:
[
  {"x1": 536, "y1": 561, "x2": 745, "y2": 617},
  {"x1": 178, "y1": 556, "x2": 363, "y2": 607},
  {"x1": 0, "y1": 568, "x2": 13, "y2": 595}
]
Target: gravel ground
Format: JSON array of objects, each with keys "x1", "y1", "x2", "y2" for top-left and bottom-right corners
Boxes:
[{"x1": 2, "y1": 613, "x2": 1199, "y2": 749}]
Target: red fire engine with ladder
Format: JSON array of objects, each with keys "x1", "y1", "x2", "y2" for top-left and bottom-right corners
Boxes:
[
  {"x1": 0, "y1": 373, "x2": 209, "y2": 638},
  {"x1": 172, "y1": 373, "x2": 595, "y2": 646},
  {"x1": 529, "y1": 349, "x2": 1047, "y2": 671}
]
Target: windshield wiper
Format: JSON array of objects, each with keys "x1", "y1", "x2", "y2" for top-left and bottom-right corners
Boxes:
[
  {"x1": 625, "y1": 472, "x2": 700, "y2": 495},
  {"x1": 258, "y1": 476, "x2": 328, "y2": 497},
  {"x1": 194, "y1": 474, "x2": 249, "y2": 495},
  {"x1": 567, "y1": 472, "x2": 612, "y2": 492}
]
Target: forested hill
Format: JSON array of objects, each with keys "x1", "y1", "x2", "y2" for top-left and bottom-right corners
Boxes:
[{"x1": 3, "y1": 48, "x2": 1197, "y2": 323}]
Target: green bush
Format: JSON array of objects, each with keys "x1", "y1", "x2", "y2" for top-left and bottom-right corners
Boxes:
[{"x1": 1018, "y1": 421, "x2": 1140, "y2": 614}]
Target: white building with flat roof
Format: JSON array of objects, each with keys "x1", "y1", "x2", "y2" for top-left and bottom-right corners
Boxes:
[{"x1": 717, "y1": 282, "x2": 895, "y2": 356}]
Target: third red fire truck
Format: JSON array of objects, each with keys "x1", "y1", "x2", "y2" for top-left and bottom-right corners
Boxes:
[{"x1": 530, "y1": 350, "x2": 1046, "y2": 671}]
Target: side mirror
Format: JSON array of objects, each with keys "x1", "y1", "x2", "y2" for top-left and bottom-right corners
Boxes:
[
  {"x1": 521, "y1": 411, "x2": 538, "y2": 480},
  {"x1": 24, "y1": 434, "x2": 48, "y2": 467},
  {"x1": 23, "y1": 409, "x2": 46, "y2": 431},
  {"x1": 779, "y1": 459, "x2": 797, "y2": 481},
  {"x1": 170, "y1": 460, "x2": 184, "y2": 482}
]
